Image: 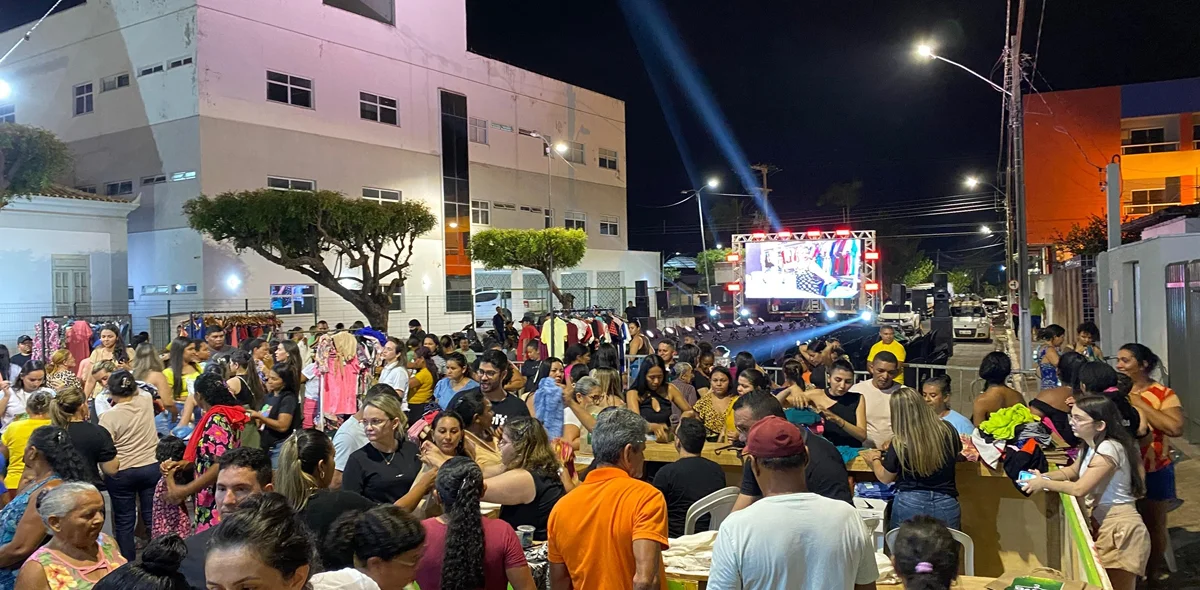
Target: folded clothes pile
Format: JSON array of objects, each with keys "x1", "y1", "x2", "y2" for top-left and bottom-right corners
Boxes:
[{"x1": 664, "y1": 531, "x2": 717, "y2": 575}]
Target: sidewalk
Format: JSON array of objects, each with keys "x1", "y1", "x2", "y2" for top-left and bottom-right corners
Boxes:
[{"x1": 1162, "y1": 437, "x2": 1200, "y2": 589}]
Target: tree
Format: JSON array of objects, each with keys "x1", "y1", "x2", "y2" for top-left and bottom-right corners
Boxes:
[
  {"x1": 817, "y1": 180, "x2": 863, "y2": 223},
  {"x1": 1052, "y1": 213, "x2": 1139, "y2": 257},
  {"x1": 946, "y1": 269, "x2": 973, "y2": 295},
  {"x1": 902, "y1": 257, "x2": 935, "y2": 286},
  {"x1": 0, "y1": 124, "x2": 72, "y2": 208},
  {"x1": 878, "y1": 237, "x2": 924, "y2": 288},
  {"x1": 184, "y1": 189, "x2": 436, "y2": 331},
  {"x1": 469, "y1": 228, "x2": 588, "y2": 308},
  {"x1": 694, "y1": 248, "x2": 733, "y2": 291},
  {"x1": 662, "y1": 266, "x2": 682, "y2": 283}
]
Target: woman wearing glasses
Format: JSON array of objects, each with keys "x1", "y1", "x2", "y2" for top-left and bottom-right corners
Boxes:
[{"x1": 341, "y1": 391, "x2": 436, "y2": 510}]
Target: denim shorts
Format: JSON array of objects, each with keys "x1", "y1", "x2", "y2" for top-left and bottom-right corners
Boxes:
[{"x1": 1145, "y1": 463, "x2": 1176, "y2": 502}]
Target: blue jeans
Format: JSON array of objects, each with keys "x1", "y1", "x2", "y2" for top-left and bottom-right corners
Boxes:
[
  {"x1": 889, "y1": 490, "x2": 961, "y2": 531},
  {"x1": 270, "y1": 444, "x2": 282, "y2": 469},
  {"x1": 104, "y1": 463, "x2": 161, "y2": 560}
]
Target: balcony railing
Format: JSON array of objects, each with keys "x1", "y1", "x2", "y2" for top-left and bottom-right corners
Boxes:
[
  {"x1": 1194, "y1": 139, "x2": 1200, "y2": 150},
  {"x1": 1121, "y1": 141, "x2": 1180, "y2": 155},
  {"x1": 1123, "y1": 202, "x2": 1180, "y2": 216}
]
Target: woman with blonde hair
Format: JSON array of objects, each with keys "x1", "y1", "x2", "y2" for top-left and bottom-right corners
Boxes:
[
  {"x1": 44, "y1": 350, "x2": 82, "y2": 392},
  {"x1": 481, "y1": 416, "x2": 567, "y2": 541},
  {"x1": 130, "y1": 343, "x2": 175, "y2": 430},
  {"x1": 275, "y1": 429, "x2": 373, "y2": 542},
  {"x1": 50, "y1": 387, "x2": 120, "y2": 486},
  {"x1": 862, "y1": 386, "x2": 962, "y2": 529},
  {"x1": 341, "y1": 391, "x2": 435, "y2": 509}
]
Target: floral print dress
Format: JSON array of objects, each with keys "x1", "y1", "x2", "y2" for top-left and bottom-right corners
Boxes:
[
  {"x1": 26, "y1": 533, "x2": 125, "y2": 590},
  {"x1": 0, "y1": 477, "x2": 57, "y2": 590},
  {"x1": 193, "y1": 413, "x2": 241, "y2": 533}
]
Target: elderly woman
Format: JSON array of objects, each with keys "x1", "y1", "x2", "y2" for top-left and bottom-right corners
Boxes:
[
  {"x1": 13, "y1": 482, "x2": 125, "y2": 589},
  {"x1": 0, "y1": 426, "x2": 93, "y2": 590}
]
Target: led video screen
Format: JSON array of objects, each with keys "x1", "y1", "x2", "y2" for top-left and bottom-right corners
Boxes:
[{"x1": 744, "y1": 239, "x2": 862, "y2": 299}]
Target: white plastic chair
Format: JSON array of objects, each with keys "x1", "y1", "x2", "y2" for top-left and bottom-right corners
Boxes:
[
  {"x1": 683, "y1": 486, "x2": 740, "y2": 536},
  {"x1": 885, "y1": 526, "x2": 975, "y2": 576},
  {"x1": 854, "y1": 497, "x2": 888, "y2": 552}
]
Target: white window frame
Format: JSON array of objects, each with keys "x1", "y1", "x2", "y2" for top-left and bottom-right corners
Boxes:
[
  {"x1": 73, "y1": 82, "x2": 94, "y2": 116},
  {"x1": 138, "y1": 63, "x2": 164, "y2": 77},
  {"x1": 168, "y1": 56, "x2": 194, "y2": 69},
  {"x1": 0, "y1": 104, "x2": 13, "y2": 124},
  {"x1": 267, "y1": 176, "x2": 316, "y2": 191},
  {"x1": 544, "y1": 208, "x2": 554, "y2": 229},
  {"x1": 100, "y1": 72, "x2": 130, "y2": 92},
  {"x1": 140, "y1": 175, "x2": 167, "y2": 185},
  {"x1": 76, "y1": 185, "x2": 96, "y2": 194},
  {"x1": 52, "y1": 255, "x2": 90, "y2": 315},
  {"x1": 600, "y1": 215, "x2": 620, "y2": 236},
  {"x1": 171, "y1": 171, "x2": 197, "y2": 182},
  {"x1": 267, "y1": 70, "x2": 314, "y2": 109},
  {"x1": 141, "y1": 285, "x2": 170, "y2": 296},
  {"x1": 564, "y1": 141, "x2": 585, "y2": 164},
  {"x1": 362, "y1": 187, "x2": 401, "y2": 203},
  {"x1": 105, "y1": 180, "x2": 133, "y2": 196},
  {"x1": 565, "y1": 210, "x2": 586, "y2": 231},
  {"x1": 469, "y1": 117, "x2": 488, "y2": 144},
  {"x1": 471, "y1": 200, "x2": 490, "y2": 225},
  {"x1": 599, "y1": 148, "x2": 619, "y2": 170},
  {"x1": 360, "y1": 92, "x2": 398, "y2": 125},
  {"x1": 493, "y1": 202, "x2": 516, "y2": 211}
]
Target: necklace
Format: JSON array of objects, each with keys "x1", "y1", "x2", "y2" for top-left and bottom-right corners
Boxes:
[{"x1": 377, "y1": 443, "x2": 399, "y2": 465}]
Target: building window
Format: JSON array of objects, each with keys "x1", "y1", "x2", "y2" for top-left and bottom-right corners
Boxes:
[
  {"x1": 471, "y1": 200, "x2": 490, "y2": 225},
  {"x1": 360, "y1": 92, "x2": 398, "y2": 125},
  {"x1": 491, "y1": 122, "x2": 514, "y2": 133},
  {"x1": 389, "y1": 281, "x2": 404, "y2": 311},
  {"x1": 138, "y1": 64, "x2": 164, "y2": 77},
  {"x1": 1126, "y1": 188, "x2": 1178, "y2": 215},
  {"x1": 544, "y1": 208, "x2": 553, "y2": 229},
  {"x1": 267, "y1": 71, "x2": 313, "y2": 108},
  {"x1": 493, "y1": 202, "x2": 516, "y2": 211},
  {"x1": 599, "y1": 148, "x2": 619, "y2": 170},
  {"x1": 270, "y1": 284, "x2": 316, "y2": 315},
  {"x1": 172, "y1": 284, "x2": 198, "y2": 294},
  {"x1": 73, "y1": 82, "x2": 94, "y2": 116},
  {"x1": 362, "y1": 187, "x2": 401, "y2": 203},
  {"x1": 171, "y1": 171, "x2": 196, "y2": 182},
  {"x1": 267, "y1": 176, "x2": 315, "y2": 191},
  {"x1": 141, "y1": 285, "x2": 170, "y2": 295},
  {"x1": 52, "y1": 255, "x2": 90, "y2": 315},
  {"x1": 0, "y1": 104, "x2": 13, "y2": 124},
  {"x1": 76, "y1": 185, "x2": 96, "y2": 194},
  {"x1": 100, "y1": 73, "x2": 130, "y2": 92},
  {"x1": 1122, "y1": 127, "x2": 1176, "y2": 155},
  {"x1": 565, "y1": 211, "x2": 586, "y2": 231},
  {"x1": 323, "y1": 0, "x2": 394, "y2": 25},
  {"x1": 469, "y1": 117, "x2": 488, "y2": 144},
  {"x1": 600, "y1": 216, "x2": 620, "y2": 236},
  {"x1": 141, "y1": 175, "x2": 167, "y2": 185},
  {"x1": 105, "y1": 180, "x2": 133, "y2": 196},
  {"x1": 168, "y1": 56, "x2": 193, "y2": 69},
  {"x1": 564, "y1": 141, "x2": 585, "y2": 164}
]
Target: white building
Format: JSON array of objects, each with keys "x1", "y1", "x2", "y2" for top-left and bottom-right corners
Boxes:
[{"x1": 0, "y1": 0, "x2": 660, "y2": 336}]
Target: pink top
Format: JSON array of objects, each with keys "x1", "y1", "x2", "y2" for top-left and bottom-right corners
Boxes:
[
  {"x1": 27, "y1": 532, "x2": 126, "y2": 589},
  {"x1": 414, "y1": 517, "x2": 527, "y2": 590}
]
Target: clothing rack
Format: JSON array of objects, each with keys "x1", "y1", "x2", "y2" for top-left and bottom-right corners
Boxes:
[
  {"x1": 183, "y1": 310, "x2": 282, "y2": 345},
  {"x1": 37, "y1": 314, "x2": 133, "y2": 361}
]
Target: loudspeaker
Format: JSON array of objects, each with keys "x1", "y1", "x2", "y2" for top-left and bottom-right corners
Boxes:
[
  {"x1": 933, "y1": 272, "x2": 948, "y2": 291},
  {"x1": 891, "y1": 284, "x2": 907, "y2": 305},
  {"x1": 635, "y1": 296, "x2": 650, "y2": 318},
  {"x1": 635, "y1": 280, "x2": 649, "y2": 299},
  {"x1": 931, "y1": 317, "x2": 954, "y2": 354},
  {"x1": 934, "y1": 298, "x2": 950, "y2": 318},
  {"x1": 910, "y1": 289, "x2": 928, "y2": 315},
  {"x1": 655, "y1": 290, "x2": 669, "y2": 312}
]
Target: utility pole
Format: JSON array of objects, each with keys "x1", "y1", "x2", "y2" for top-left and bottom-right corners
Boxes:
[
  {"x1": 750, "y1": 163, "x2": 777, "y2": 228},
  {"x1": 1009, "y1": 0, "x2": 1033, "y2": 367}
]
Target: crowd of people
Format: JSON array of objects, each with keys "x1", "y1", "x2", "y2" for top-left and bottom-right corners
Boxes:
[{"x1": 0, "y1": 310, "x2": 1181, "y2": 590}]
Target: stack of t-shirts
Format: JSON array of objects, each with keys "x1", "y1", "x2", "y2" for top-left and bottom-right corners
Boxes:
[{"x1": 663, "y1": 531, "x2": 717, "y2": 576}]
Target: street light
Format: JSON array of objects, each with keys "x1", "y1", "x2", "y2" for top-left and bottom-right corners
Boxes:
[
  {"x1": 915, "y1": 43, "x2": 1011, "y2": 96},
  {"x1": 554, "y1": 142, "x2": 568, "y2": 155},
  {"x1": 686, "y1": 177, "x2": 722, "y2": 295},
  {"x1": 706, "y1": 177, "x2": 720, "y2": 189},
  {"x1": 965, "y1": 176, "x2": 980, "y2": 189},
  {"x1": 980, "y1": 225, "x2": 992, "y2": 235}
]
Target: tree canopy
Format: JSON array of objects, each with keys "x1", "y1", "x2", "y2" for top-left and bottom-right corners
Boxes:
[
  {"x1": 0, "y1": 124, "x2": 72, "y2": 208},
  {"x1": 902, "y1": 257, "x2": 935, "y2": 286},
  {"x1": 469, "y1": 228, "x2": 587, "y2": 307},
  {"x1": 184, "y1": 189, "x2": 437, "y2": 330},
  {"x1": 1052, "y1": 213, "x2": 1139, "y2": 257},
  {"x1": 946, "y1": 269, "x2": 974, "y2": 295}
]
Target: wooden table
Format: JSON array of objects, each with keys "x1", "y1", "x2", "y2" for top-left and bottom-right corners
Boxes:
[
  {"x1": 666, "y1": 573, "x2": 996, "y2": 589},
  {"x1": 576, "y1": 441, "x2": 745, "y2": 486}
]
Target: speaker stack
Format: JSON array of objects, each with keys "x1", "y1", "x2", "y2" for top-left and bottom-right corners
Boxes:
[
  {"x1": 634, "y1": 280, "x2": 654, "y2": 330},
  {"x1": 929, "y1": 272, "x2": 953, "y2": 353}
]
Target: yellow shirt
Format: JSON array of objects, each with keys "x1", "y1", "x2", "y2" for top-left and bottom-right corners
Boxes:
[
  {"x1": 409, "y1": 368, "x2": 435, "y2": 405},
  {"x1": 163, "y1": 366, "x2": 201, "y2": 400},
  {"x1": 2, "y1": 418, "x2": 52, "y2": 489},
  {"x1": 867, "y1": 340, "x2": 907, "y2": 384}
]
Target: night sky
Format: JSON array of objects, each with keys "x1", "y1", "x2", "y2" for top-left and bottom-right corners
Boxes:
[{"x1": 6, "y1": 0, "x2": 1200, "y2": 277}]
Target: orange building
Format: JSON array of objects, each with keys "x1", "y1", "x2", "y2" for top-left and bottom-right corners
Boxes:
[{"x1": 1024, "y1": 77, "x2": 1200, "y2": 247}]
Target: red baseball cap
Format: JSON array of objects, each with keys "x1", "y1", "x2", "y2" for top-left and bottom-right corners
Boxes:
[{"x1": 743, "y1": 416, "x2": 808, "y2": 460}]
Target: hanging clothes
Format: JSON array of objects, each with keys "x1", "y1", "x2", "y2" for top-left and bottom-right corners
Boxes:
[
  {"x1": 540, "y1": 317, "x2": 568, "y2": 359},
  {"x1": 65, "y1": 321, "x2": 93, "y2": 373},
  {"x1": 32, "y1": 319, "x2": 61, "y2": 362},
  {"x1": 320, "y1": 351, "x2": 360, "y2": 415}
]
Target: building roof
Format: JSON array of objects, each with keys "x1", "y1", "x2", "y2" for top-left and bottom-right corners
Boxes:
[
  {"x1": 1122, "y1": 203, "x2": 1200, "y2": 234},
  {"x1": 29, "y1": 184, "x2": 133, "y2": 203}
]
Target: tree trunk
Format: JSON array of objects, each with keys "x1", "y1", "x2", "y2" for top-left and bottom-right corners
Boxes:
[{"x1": 541, "y1": 268, "x2": 575, "y2": 310}]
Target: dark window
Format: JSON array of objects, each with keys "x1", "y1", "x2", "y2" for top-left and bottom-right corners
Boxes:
[
  {"x1": 73, "y1": 83, "x2": 93, "y2": 116},
  {"x1": 446, "y1": 277, "x2": 472, "y2": 313},
  {"x1": 323, "y1": 0, "x2": 394, "y2": 25},
  {"x1": 360, "y1": 92, "x2": 398, "y2": 125},
  {"x1": 270, "y1": 284, "x2": 316, "y2": 315},
  {"x1": 0, "y1": 104, "x2": 13, "y2": 124},
  {"x1": 440, "y1": 90, "x2": 472, "y2": 313},
  {"x1": 267, "y1": 71, "x2": 313, "y2": 108}
]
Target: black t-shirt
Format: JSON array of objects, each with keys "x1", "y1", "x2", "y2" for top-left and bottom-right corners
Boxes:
[
  {"x1": 521, "y1": 360, "x2": 550, "y2": 394},
  {"x1": 499, "y1": 470, "x2": 565, "y2": 542},
  {"x1": 300, "y1": 489, "x2": 377, "y2": 546},
  {"x1": 653, "y1": 456, "x2": 727, "y2": 538},
  {"x1": 740, "y1": 428, "x2": 852, "y2": 505},
  {"x1": 9, "y1": 354, "x2": 29, "y2": 371},
  {"x1": 693, "y1": 373, "x2": 711, "y2": 391},
  {"x1": 882, "y1": 422, "x2": 962, "y2": 497},
  {"x1": 181, "y1": 527, "x2": 214, "y2": 590},
  {"x1": 487, "y1": 391, "x2": 531, "y2": 429},
  {"x1": 821, "y1": 392, "x2": 864, "y2": 448},
  {"x1": 341, "y1": 440, "x2": 422, "y2": 504},
  {"x1": 67, "y1": 421, "x2": 117, "y2": 489},
  {"x1": 259, "y1": 391, "x2": 299, "y2": 451}
]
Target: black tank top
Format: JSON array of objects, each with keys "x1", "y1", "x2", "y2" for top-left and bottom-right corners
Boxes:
[
  {"x1": 499, "y1": 470, "x2": 565, "y2": 541},
  {"x1": 821, "y1": 392, "x2": 864, "y2": 448},
  {"x1": 639, "y1": 392, "x2": 672, "y2": 426},
  {"x1": 1029, "y1": 398, "x2": 1080, "y2": 447}
]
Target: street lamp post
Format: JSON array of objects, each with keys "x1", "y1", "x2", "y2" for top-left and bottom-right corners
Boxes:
[
  {"x1": 528, "y1": 132, "x2": 569, "y2": 350},
  {"x1": 966, "y1": 175, "x2": 1014, "y2": 308},
  {"x1": 687, "y1": 177, "x2": 721, "y2": 298}
]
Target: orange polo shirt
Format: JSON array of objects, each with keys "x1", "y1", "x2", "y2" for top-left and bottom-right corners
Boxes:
[{"x1": 547, "y1": 466, "x2": 669, "y2": 589}]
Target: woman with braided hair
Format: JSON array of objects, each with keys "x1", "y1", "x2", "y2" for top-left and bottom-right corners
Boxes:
[{"x1": 414, "y1": 456, "x2": 534, "y2": 590}]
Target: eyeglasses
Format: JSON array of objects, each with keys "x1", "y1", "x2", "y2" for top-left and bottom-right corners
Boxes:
[
  {"x1": 477, "y1": 369, "x2": 500, "y2": 378},
  {"x1": 362, "y1": 419, "x2": 393, "y2": 428},
  {"x1": 1067, "y1": 414, "x2": 1093, "y2": 426}
]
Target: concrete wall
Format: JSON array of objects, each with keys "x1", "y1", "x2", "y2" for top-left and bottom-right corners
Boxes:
[{"x1": 1097, "y1": 233, "x2": 1200, "y2": 371}]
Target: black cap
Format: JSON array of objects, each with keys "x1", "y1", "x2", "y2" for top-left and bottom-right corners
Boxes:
[
  {"x1": 16, "y1": 335, "x2": 31, "y2": 344},
  {"x1": 409, "y1": 319, "x2": 421, "y2": 328}
]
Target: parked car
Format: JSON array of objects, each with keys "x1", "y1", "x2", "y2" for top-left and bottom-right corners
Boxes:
[
  {"x1": 951, "y1": 303, "x2": 991, "y2": 341},
  {"x1": 878, "y1": 301, "x2": 922, "y2": 335}
]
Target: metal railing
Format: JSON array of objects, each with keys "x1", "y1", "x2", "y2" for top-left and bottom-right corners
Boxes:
[
  {"x1": 1123, "y1": 202, "x2": 1180, "y2": 216},
  {"x1": 1120, "y1": 141, "x2": 1179, "y2": 155}
]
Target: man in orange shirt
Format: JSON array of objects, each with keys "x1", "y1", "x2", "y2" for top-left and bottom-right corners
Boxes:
[{"x1": 547, "y1": 408, "x2": 669, "y2": 590}]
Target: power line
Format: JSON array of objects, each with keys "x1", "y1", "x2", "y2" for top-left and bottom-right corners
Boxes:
[
  {"x1": 1031, "y1": 0, "x2": 1047, "y2": 74},
  {"x1": 0, "y1": 0, "x2": 68, "y2": 67}
]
